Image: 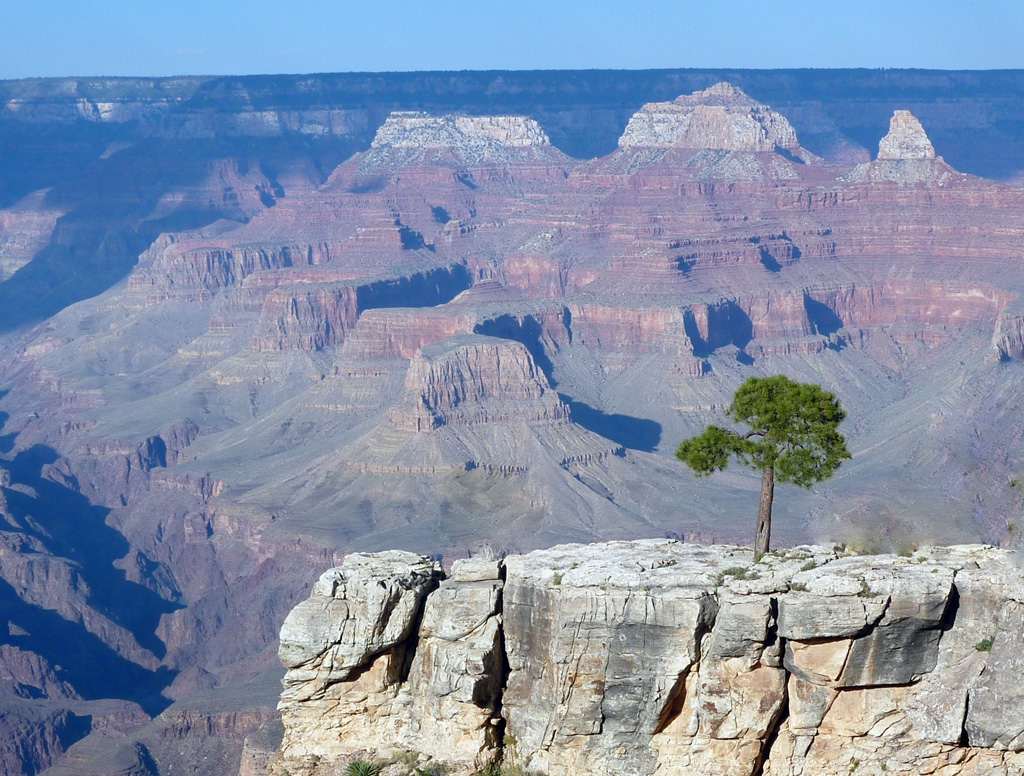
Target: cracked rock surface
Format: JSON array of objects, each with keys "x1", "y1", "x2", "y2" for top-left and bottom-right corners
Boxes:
[{"x1": 272, "y1": 542, "x2": 1024, "y2": 776}]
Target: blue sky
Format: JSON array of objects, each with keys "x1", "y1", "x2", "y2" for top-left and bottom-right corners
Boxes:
[{"x1": 3, "y1": 0, "x2": 1023, "y2": 79}]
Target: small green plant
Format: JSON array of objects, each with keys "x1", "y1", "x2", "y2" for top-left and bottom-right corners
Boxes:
[
  {"x1": 723, "y1": 566, "x2": 756, "y2": 579},
  {"x1": 551, "y1": 573, "x2": 562, "y2": 586},
  {"x1": 857, "y1": 580, "x2": 875, "y2": 598},
  {"x1": 344, "y1": 761, "x2": 381, "y2": 776},
  {"x1": 310, "y1": 754, "x2": 321, "y2": 765},
  {"x1": 975, "y1": 637, "x2": 994, "y2": 652},
  {"x1": 800, "y1": 560, "x2": 818, "y2": 572},
  {"x1": 790, "y1": 581, "x2": 808, "y2": 592},
  {"x1": 503, "y1": 733, "x2": 517, "y2": 749},
  {"x1": 716, "y1": 566, "x2": 761, "y2": 584},
  {"x1": 850, "y1": 758, "x2": 860, "y2": 772}
]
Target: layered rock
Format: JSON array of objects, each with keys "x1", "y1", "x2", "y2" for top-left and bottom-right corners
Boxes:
[
  {"x1": 0, "y1": 191, "x2": 64, "y2": 282},
  {"x1": 878, "y1": 110, "x2": 936, "y2": 161},
  {"x1": 619, "y1": 82, "x2": 805, "y2": 156},
  {"x1": 277, "y1": 552, "x2": 504, "y2": 768},
  {"x1": 356, "y1": 110, "x2": 573, "y2": 184},
  {"x1": 372, "y1": 112, "x2": 551, "y2": 150},
  {"x1": 843, "y1": 109, "x2": 961, "y2": 185},
  {"x1": 9, "y1": 75, "x2": 1024, "y2": 776},
  {"x1": 273, "y1": 542, "x2": 1024, "y2": 776},
  {"x1": 992, "y1": 309, "x2": 1024, "y2": 360},
  {"x1": 390, "y1": 335, "x2": 568, "y2": 431}
]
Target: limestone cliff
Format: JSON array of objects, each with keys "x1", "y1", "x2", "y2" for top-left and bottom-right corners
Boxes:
[
  {"x1": 618, "y1": 82, "x2": 806, "y2": 156},
  {"x1": 843, "y1": 109, "x2": 960, "y2": 184},
  {"x1": 372, "y1": 112, "x2": 552, "y2": 150},
  {"x1": 271, "y1": 541, "x2": 1024, "y2": 776}
]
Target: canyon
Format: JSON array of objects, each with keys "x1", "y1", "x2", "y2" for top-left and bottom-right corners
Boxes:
[{"x1": 2, "y1": 70, "x2": 1024, "y2": 774}]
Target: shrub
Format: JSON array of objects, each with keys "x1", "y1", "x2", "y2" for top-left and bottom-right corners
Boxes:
[
  {"x1": 975, "y1": 637, "x2": 994, "y2": 652},
  {"x1": 345, "y1": 761, "x2": 381, "y2": 776}
]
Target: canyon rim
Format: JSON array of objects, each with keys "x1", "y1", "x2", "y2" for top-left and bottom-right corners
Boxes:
[{"x1": 3, "y1": 69, "x2": 1024, "y2": 774}]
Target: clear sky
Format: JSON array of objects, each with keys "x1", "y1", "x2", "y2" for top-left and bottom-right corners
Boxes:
[{"x1": 3, "y1": 0, "x2": 1023, "y2": 79}]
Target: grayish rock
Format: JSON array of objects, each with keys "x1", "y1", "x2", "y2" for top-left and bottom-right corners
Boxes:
[
  {"x1": 878, "y1": 110, "x2": 936, "y2": 160},
  {"x1": 279, "y1": 551, "x2": 442, "y2": 699},
  {"x1": 273, "y1": 542, "x2": 1024, "y2": 776}
]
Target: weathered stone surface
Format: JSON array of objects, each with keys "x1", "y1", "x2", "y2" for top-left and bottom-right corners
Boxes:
[
  {"x1": 275, "y1": 552, "x2": 501, "y2": 773},
  {"x1": 619, "y1": 82, "x2": 803, "y2": 153},
  {"x1": 965, "y1": 601, "x2": 1024, "y2": 749},
  {"x1": 450, "y1": 557, "x2": 502, "y2": 582},
  {"x1": 390, "y1": 334, "x2": 569, "y2": 430},
  {"x1": 278, "y1": 551, "x2": 442, "y2": 699},
  {"x1": 373, "y1": 112, "x2": 551, "y2": 149},
  {"x1": 274, "y1": 543, "x2": 1024, "y2": 776},
  {"x1": 878, "y1": 110, "x2": 937, "y2": 160},
  {"x1": 788, "y1": 674, "x2": 837, "y2": 733},
  {"x1": 500, "y1": 541, "x2": 722, "y2": 776},
  {"x1": 401, "y1": 576, "x2": 505, "y2": 768},
  {"x1": 781, "y1": 555, "x2": 954, "y2": 686}
]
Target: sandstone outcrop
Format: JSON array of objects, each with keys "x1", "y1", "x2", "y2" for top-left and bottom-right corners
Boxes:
[
  {"x1": 372, "y1": 112, "x2": 551, "y2": 150},
  {"x1": 878, "y1": 110, "x2": 936, "y2": 161},
  {"x1": 619, "y1": 82, "x2": 808, "y2": 157},
  {"x1": 390, "y1": 335, "x2": 568, "y2": 431},
  {"x1": 277, "y1": 552, "x2": 505, "y2": 767},
  {"x1": 843, "y1": 109, "x2": 962, "y2": 185},
  {"x1": 273, "y1": 542, "x2": 1024, "y2": 776}
]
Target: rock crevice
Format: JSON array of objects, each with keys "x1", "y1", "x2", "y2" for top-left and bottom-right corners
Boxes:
[{"x1": 273, "y1": 542, "x2": 1024, "y2": 776}]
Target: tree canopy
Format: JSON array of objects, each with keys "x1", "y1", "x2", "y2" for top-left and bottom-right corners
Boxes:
[{"x1": 676, "y1": 375, "x2": 850, "y2": 556}]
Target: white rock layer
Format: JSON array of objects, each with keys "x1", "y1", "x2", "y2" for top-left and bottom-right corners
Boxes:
[{"x1": 272, "y1": 542, "x2": 1024, "y2": 776}]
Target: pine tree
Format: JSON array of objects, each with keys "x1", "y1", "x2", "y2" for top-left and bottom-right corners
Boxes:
[{"x1": 676, "y1": 375, "x2": 851, "y2": 557}]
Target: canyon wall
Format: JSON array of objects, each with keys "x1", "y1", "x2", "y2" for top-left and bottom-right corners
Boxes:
[
  {"x1": 271, "y1": 541, "x2": 1024, "y2": 776},
  {"x1": 6, "y1": 74, "x2": 1024, "y2": 776}
]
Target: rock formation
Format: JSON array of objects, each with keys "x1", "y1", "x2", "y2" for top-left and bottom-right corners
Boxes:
[
  {"x1": 620, "y1": 82, "x2": 801, "y2": 152},
  {"x1": 390, "y1": 334, "x2": 568, "y2": 430},
  {"x1": 273, "y1": 542, "x2": 1024, "y2": 776},
  {"x1": 878, "y1": 110, "x2": 936, "y2": 161},
  {"x1": 372, "y1": 112, "x2": 551, "y2": 150},
  {"x1": 843, "y1": 109, "x2": 961, "y2": 184},
  {"x1": 7, "y1": 75, "x2": 1024, "y2": 776}
]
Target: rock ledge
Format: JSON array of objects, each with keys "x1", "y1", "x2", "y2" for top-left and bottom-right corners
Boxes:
[{"x1": 271, "y1": 541, "x2": 1024, "y2": 776}]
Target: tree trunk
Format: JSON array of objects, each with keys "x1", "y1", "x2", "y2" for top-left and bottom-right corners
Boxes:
[{"x1": 755, "y1": 465, "x2": 774, "y2": 558}]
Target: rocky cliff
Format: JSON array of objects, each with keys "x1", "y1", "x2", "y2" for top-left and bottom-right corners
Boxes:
[
  {"x1": 272, "y1": 541, "x2": 1024, "y2": 776},
  {"x1": 6, "y1": 73, "x2": 1024, "y2": 776},
  {"x1": 619, "y1": 82, "x2": 807, "y2": 156}
]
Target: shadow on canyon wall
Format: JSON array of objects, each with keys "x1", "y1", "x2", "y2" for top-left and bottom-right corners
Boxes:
[
  {"x1": 0, "y1": 411, "x2": 179, "y2": 714},
  {"x1": 0, "y1": 134, "x2": 362, "y2": 334},
  {"x1": 474, "y1": 315, "x2": 663, "y2": 452}
]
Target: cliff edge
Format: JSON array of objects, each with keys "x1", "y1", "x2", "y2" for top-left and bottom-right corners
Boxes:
[{"x1": 266, "y1": 540, "x2": 1024, "y2": 776}]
